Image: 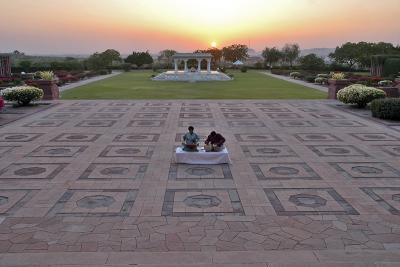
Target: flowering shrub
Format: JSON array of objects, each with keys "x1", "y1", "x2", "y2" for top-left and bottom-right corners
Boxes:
[
  {"x1": 378, "y1": 80, "x2": 394, "y2": 87},
  {"x1": 289, "y1": 72, "x2": 301, "y2": 79},
  {"x1": 337, "y1": 84, "x2": 386, "y2": 108},
  {"x1": 39, "y1": 71, "x2": 55, "y2": 80},
  {"x1": 371, "y1": 98, "x2": 400, "y2": 120},
  {"x1": 315, "y1": 77, "x2": 328, "y2": 84},
  {"x1": 330, "y1": 72, "x2": 346, "y2": 80},
  {"x1": 1, "y1": 86, "x2": 44, "y2": 106}
]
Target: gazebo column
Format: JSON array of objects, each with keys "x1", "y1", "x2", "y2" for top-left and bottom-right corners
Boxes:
[
  {"x1": 207, "y1": 59, "x2": 211, "y2": 73},
  {"x1": 174, "y1": 59, "x2": 178, "y2": 73},
  {"x1": 197, "y1": 59, "x2": 202, "y2": 72},
  {"x1": 184, "y1": 59, "x2": 188, "y2": 73}
]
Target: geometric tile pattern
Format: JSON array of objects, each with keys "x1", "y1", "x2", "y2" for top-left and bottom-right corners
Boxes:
[
  {"x1": 0, "y1": 189, "x2": 38, "y2": 215},
  {"x1": 51, "y1": 133, "x2": 101, "y2": 142},
  {"x1": 162, "y1": 189, "x2": 244, "y2": 216},
  {"x1": 307, "y1": 145, "x2": 369, "y2": 157},
  {"x1": 99, "y1": 145, "x2": 154, "y2": 159},
  {"x1": 113, "y1": 134, "x2": 160, "y2": 142},
  {"x1": 79, "y1": 163, "x2": 148, "y2": 180},
  {"x1": 361, "y1": 187, "x2": 400, "y2": 215},
  {"x1": 330, "y1": 162, "x2": 400, "y2": 179},
  {"x1": 127, "y1": 120, "x2": 165, "y2": 127},
  {"x1": 0, "y1": 146, "x2": 18, "y2": 156},
  {"x1": 168, "y1": 164, "x2": 232, "y2": 180},
  {"x1": 0, "y1": 133, "x2": 43, "y2": 142},
  {"x1": 235, "y1": 134, "x2": 282, "y2": 142},
  {"x1": 375, "y1": 145, "x2": 400, "y2": 156},
  {"x1": 0, "y1": 163, "x2": 67, "y2": 180},
  {"x1": 294, "y1": 133, "x2": 342, "y2": 142},
  {"x1": 264, "y1": 188, "x2": 359, "y2": 215},
  {"x1": 276, "y1": 120, "x2": 316, "y2": 127},
  {"x1": 23, "y1": 120, "x2": 66, "y2": 127},
  {"x1": 324, "y1": 120, "x2": 367, "y2": 127},
  {"x1": 251, "y1": 163, "x2": 321, "y2": 180},
  {"x1": 27, "y1": 145, "x2": 88, "y2": 157},
  {"x1": 242, "y1": 145, "x2": 298, "y2": 158},
  {"x1": 350, "y1": 133, "x2": 400, "y2": 141},
  {"x1": 75, "y1": 120, "x2": 117, "y2": 127}
]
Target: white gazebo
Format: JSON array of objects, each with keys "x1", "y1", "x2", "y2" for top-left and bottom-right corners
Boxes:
[{"x1": 172, "y1": 53, "x2": 212, "y2": 73}]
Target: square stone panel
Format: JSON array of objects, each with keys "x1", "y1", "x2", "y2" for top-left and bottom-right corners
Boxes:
[
  {"x1": 0, "y1": 146, "x2": 18, "y2": 156},
  {"x1": 134, "y1": 113, "x2": 168, "y2": 119},
  {"x1": 234, "y1": 134, "x2": 282, "y2": 142},
  {"x1": 0, "y1": 163, "x2": 67, "y2": 180},
  {"x1": 0, "y1": 190, "x2": 38, "y2": 215},
  {"x1": 307, "y1": 145, "x2": 369, "y2": 157},
  {"x1": 57, "y1": 107, "x2": 91, "y2": 112},
  {"x1": 23, "y1": 120, "x2": 66, "y2": 127},
  {"x1": 242, "y1": 145, "x2": 298, "y2": 158},
  {"x1": 179, "y1": 113, "x2": 213, "y2": 119},
  {"x1": 27, "y1": 145, "x2": 88, "y2": 157},
  {"x1": 51, "y1": 133, "x2": 101, "y2": 142},
  {"x1": 295, "y1": 133, "x2": 342, "y2": 142},
  {"x1": 265, "y1": 113, "x2": 303, "y2": 119},
  {"x1": 253, "y1": 103, "x2": 282, "y2": 107},
  {"x1": 330, "y1": 162, "x2": 400, "y2": 179},
  {"x1": 350, "y1": 133, "x2": 400, "y2": 141},
  {"x1": 310, "y1": 113, "x2": 346, "y2": 119},
  {"x1": 298, "y1": 108, "x2": 329, "y2": 113},
  {"x1": 251, "y1": 163, "x2": 321, "y2": 180},
  {"x1": 107, "y1": 102, "x2": 135, "y2": 106},
  {"x1": 375, "y1": 145, "x2": 400, "y2": 157},
  {"x1": 220, "y1": 107, "x2": 251, "y2": 112},
  {"x1": 182, "y1": 103, "x2": 209, "y2": 107},
  {"x1": 162, "y1": 189, "x2": 244, "y2": 216},
  {"x1": 75, "y1": 120, "x2": 117, "y2": 127},
  {"x1": 168, "y1": 164, "x2": 232, "y2": 180},
  {"x1": 361, "y1": 187, "x2": 400, "y2": 215},
  {"x1": 181, "y1": 107, "x2": 211, "y2": 112},
  {"x1": 113, "y1": 134, "x2": 160, "y2": 142},
  {"x1": 140, "y1": 107, "x2": 171, "y2": 112},
  {"x1": 71, "y1": 102, "x2": 98, "y2": 106},
  {"x1": 277, "y1": 120, "x2": 316, "y2": 127},
  {"x1": 227, "y1": 121, "x2": 266, "y2": 127},
  {"x1": 324, "y1": 120, "x2": 367, "y2": 127},
  {"x1": 42, "y1": 113, "x2": 81, "y2": 119},
  {"x1": 264, "y1": 188, "x2": 359, "y2": 216},
  {"x1": 88, "y1": 113, "x2": 124, "y2": 119},
  {"x1": 259, "y1": 107, "x2": 292, "y2": 112},
  {"x1": 0, "y1": 133, "x2": 43, "y2": 142},
  {"x1": 218, "y1": 103, "x2": 244, "y2": 107},
  {"x1": 223, "y1": 113, "x2": 257, "y2": 119},
  {"x1": 99, "y1": 107, "x2": 130, "y2": 112},
  {"x1": 127, "y1": 120, "x2": 165, "y2": 127},
  {"x1": 179, "y1": 121, "x2": 215, "y2": 127},
  {"x1": 145, "y1": 102, "x2": 172, "y2": 106},
  {"x1": 79, "y1": 163, "x2": 147, "y2": 180},
  {"x1": 48, "y1": 189, "x2": 138, "y2": 216},
  {"x1": 99, "y1": 145, "x2": 154, "y2": 159}
]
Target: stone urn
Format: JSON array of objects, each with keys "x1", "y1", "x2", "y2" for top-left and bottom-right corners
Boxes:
[
  {"x1": 30, "y1": 80, "x2": 59, "y2": 100},
  {"x1": 377, "y1": 87, "x2": 399, "y2": 98},
  {"x1": 328, "y1": 79, "x2": 351, "y2": 99}
]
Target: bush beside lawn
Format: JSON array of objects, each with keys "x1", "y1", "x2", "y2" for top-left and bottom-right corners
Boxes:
[{"x1": 61, "y1": 70, "x2": 326, "y2": 100}]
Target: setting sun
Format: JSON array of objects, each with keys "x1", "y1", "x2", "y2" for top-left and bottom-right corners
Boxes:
[{"x1": 211, "y1": 41, "x2": 217, "y2": 48}]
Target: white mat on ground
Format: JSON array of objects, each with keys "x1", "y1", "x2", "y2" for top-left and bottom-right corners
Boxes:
[{"x1": 175, "y1": 147, "x2": 231, "y2": 164}]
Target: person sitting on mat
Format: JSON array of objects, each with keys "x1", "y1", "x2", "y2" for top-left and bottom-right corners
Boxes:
[
  {"x1": 182, "y1": 126, "x2": 200, "y2": 151},
  {"x1": 204, "y1": 131, "x2": 226, "y2": 152}
]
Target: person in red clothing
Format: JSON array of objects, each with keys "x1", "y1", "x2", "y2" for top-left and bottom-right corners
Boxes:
[{"x1": 204, "y1": 131, "x2": 226, "y2": 152}]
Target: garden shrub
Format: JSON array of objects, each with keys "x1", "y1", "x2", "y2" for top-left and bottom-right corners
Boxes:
[
  {"x1": 38, "y1": 71, "x2": 55, "y2": 80},
  {"x1": 337, "y1": 84, "x2": 386, "y2": 108},
  {"x1": 98, "y1": 69, "x2": 109, "y2": 75},
  {"x1": 383, "y1": 58, "x2": 400, "y2": 77},
  {"x1": 1, "y1": 86, "x2": 44, "y2": 106},
  {"x1": 315, "y1": 77, "x2": 328, "y2": 84},
  {"x1": 370, "y1": 98, "x2": 400, "y2": 120},
  {"x1": 317, "y1": 74, "x2": 329, "y2": 78},
  {"x1": 305, "y1": 76, "x2": 316, "y2": 83},
  {"x1": 240, "y1": 66, "x2": 248, "y2": 73},
  {"x1": 330, "y1": 72, "x2": 346, "y2": 80},
  {"x1": 289, "y1": 72, "x2": 301, "y2": 79}
]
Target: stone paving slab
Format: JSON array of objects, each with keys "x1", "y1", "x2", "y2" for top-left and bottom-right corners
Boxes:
[{"x1": 0, "y1": 99, "x2": 400, "y2": 265}]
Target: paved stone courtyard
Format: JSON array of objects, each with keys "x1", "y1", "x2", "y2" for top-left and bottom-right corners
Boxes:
[{"x1": 0, "y1": 100, "x2": 400, "y2": 266}]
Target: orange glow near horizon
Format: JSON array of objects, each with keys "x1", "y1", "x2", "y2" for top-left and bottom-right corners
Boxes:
[{"x1": 1, "y1": 0, "x2": 399, "y2": 54}]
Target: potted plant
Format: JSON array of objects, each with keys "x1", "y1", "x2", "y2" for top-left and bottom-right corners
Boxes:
[
  {"x1": 328, "y1": 72, "x2": 350, "y2": 99},
  {"x1": 29, "y1": 71, "x2": 59, "y2": 100},
  {"x1": 377, "y1": 80, "x2": 399, "y2": 98}
]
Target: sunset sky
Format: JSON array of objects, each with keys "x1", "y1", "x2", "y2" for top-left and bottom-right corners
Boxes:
[{"x1": 1, "y1": 0, "x2": 400, "y2": 55}]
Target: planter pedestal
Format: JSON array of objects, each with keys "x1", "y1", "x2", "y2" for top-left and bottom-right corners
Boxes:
[
  {"x1": 30, "y1": 80, "x2": 59, "y2": 100},
  {"x1": 328, "y1": 79, "x2": 351, "y2": 99},
  {"x1": 378, "y1": 87, "x2": 399, "y2": 98}
]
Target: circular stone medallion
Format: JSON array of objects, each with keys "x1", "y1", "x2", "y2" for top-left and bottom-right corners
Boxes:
[
  {"x1": 86, "y1": 121, "x2": 103, "y2": 126},
  {"x1": 14, "y1": 167, "x2": 47, "y2": 176},
  {"x1": 100, "y1": 167, "x2": 129, "y2": 175},
  {"x1": 0, "y1": 196, "x2": 9, "y2": 206},
  {"x1": 185, "y1": 167, "x2": 215, "y2": 176},
  {"x1": 256, "y1": 148, "x2": 280, "y2": 154},
  {"x1": 351, "y1": 166, "x2": 383, "y2": 174},
  {"x1": 289, "y1": 194, "x2": 327, "y2": 208},
  {"x1": 76, "y1": 195, "x2": 115, "y2": 209},
  {"x1": 5, "y1": 135, "x2": 28, "y2": 140},
  {"x1": 115, "y1": 148, "x2": 141, "y2": 155},
  {"x1": 66, "y1": 135, "x2": 88, "y2": 140},
  {"x1": 46, "y1": 148, "x2": 71, "y2": 155},
  {"x1": 325, "y1": 147, "x2": 350, "y2": 154},
  {"x1": 247, "y1": 135, "x2": 267, "y2": 140},
  {"x1": 127, "y1": 135, "x2": 147, "y2": 140},
  {"x1": 183, "y1": 194, "x2": 221, "y2": 208},
  {"x1": 269, "y1": 166, "x2": 299, "y2": 175},
  {"x1": 287, "y1": 122, "x2": 303, "y2": 126}
]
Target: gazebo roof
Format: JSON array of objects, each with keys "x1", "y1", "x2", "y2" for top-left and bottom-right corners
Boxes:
[
  {"x1": 172, "y1": 53, "x2": 212, "y2": 59},
  {"x1": 233, "y1": 60, "x2": 244, "y2": 65}
]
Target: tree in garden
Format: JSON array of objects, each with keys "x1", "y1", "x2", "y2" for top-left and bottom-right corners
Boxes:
[
  {"x1": 299, "y1": 53, "x2": 326, "y2": 70},
  {"x1": 222, "y1": 44, "x2": 249, "y2": 62},
  {"x1": 158, "y1": 49, "x2": 177, "y2": 67},
  {"x1": 194, "y1": 48, "x2": 223, "y2": 67},
  {"x1": 281, "y1": 43, "x2": 300, "y2": 68},
  {"x1": 85, "y1": 52, "x2": 108, "y2": 70},
  {"x1": 19, "y1": 60, "x2": 32, "y2": 72},
  {"x1": 262, "y1": 47, "x2": 281, "y2": 68},
  {"x1": 125, "y1": 51, "x2": 154, "y2": 67},
  {"x1": 329, "y1": 42, "x2": 361, "y2": 70},
  {"x1": 101, "y1": 49, "x2": 121, "y2": 66}
]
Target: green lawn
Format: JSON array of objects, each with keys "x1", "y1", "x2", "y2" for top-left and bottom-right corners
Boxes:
[{"x1": 61, "y1": 70, "x2": 327, "y2": 99}]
